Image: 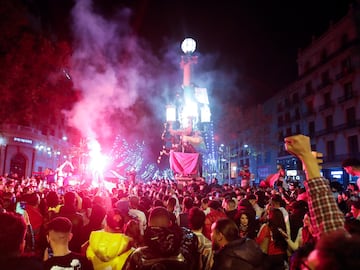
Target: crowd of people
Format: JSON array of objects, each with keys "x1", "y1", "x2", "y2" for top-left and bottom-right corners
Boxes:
[{"x1": 0, "y1": 134, "x2": 360, "y2": 270}]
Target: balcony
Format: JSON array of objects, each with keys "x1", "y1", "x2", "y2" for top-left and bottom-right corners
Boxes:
[
  {"x1": 316, "y1": 120, "x2": 360, "y2": 136},
  {"x1": 291, "y1": 114, "x2": 301, "y2": 122},
  {"x1": 318, "y1": 102, "x2": 334, "y2": 112},
  {"x1": 324, "y1": 153, "x2": 360, "y2": 164},
  {"x1": 302, "y1": 89, "x2": 314, "y2": 98},
  {"x1": 317, "y1": 81, "x2": 332, "y2": 91},
  {"x1": 302, "y1": 109, "x2": 315, "y2": 118},
  {"x1": 316, "y1": 127, "x2": 333, "y2": 137},
  {"x1": 338, "y1": 92, "x2": 356, "y2": 104},
  {"x1": 333, "y1": 120, "x2": 360, "y2": 131},
  {"x1": 335, "y1": 68, "x2": 353, "y2": 80}
]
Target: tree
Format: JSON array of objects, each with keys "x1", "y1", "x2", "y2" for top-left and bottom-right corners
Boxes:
[{"x1": 0, "y1": 0, "x2": 78, "y2": 137}]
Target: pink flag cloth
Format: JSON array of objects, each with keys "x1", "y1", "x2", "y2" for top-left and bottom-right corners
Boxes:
[{"x1": 170, "y1": 151, "x2": 199, "y2": 175}]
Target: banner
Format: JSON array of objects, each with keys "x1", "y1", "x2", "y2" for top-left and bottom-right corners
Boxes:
[{"x1": 170, "y1": 151, "x2": 199, "y2": 175}]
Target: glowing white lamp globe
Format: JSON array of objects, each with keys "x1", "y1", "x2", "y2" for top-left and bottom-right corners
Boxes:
[{"x1": 181, "y1": 38, "x2": 196, "y2": 54}]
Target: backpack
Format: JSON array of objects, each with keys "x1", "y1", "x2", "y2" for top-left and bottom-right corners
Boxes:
[{"x1": 123, "y1": 247, "x2": 188, "y2": 270}]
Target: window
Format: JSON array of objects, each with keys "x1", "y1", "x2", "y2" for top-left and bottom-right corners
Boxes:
[
  {"x1": 341, "y1": 34, "x2": 348, "y2": 47},
  {"x1": 324, "y1": 92, "x2": 331, "y2": 106},
  {"x1": 344, "y1": 82, "x2": 353, "y2": 98},
  {"x1": 10, "y1": 153, "x2": 26, "y2": 178},
  {"x1": 305, "y1": 81, "x2": 313, "y2": 94},
  {"x1": 321, "y1": 70, "x2": 330, "y2": 85},
  {"x1": 278, "y1": 131, "x2": 284, "y2": 141},
  {"x1": 308, "y1": 121, "x2": 315, "y2": 136},
  {"x1": 278, "y1": 116, "x2": 283, "y2": 126},
  {"x1": 325, "y1": 115, "x2": 333, "y2": 130},
  {"x1": 321, "y1": 49, "x2": 328, "y2": 62},
  {"x1": 348, "y1": 135, "x2": 359, "y2": 156},
  {"x1": 341, "y1": 57, "x2": 352, "y2": 71},
  {"x1": 285, "y1": 113, "x2": 291, "y2": 122},
  {"x1": 292, "y1": 93, "x2": 299, "y2": 104},
  {"x1": 346, "y1": 107, "x2": 356, "y2": 126},
  {"x1": 306, "y1": 101, "x2": 314, "y2": 114},
  {"x1": 326, "y1": 140, "x2": 335, "y2": 162},
  {"x1": 286, "y1": 128, "x2": 292, "y2": 137}
]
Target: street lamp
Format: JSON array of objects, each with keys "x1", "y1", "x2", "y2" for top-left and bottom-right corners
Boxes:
[
  {"x1": 180, "y1": 38, "x2": 198, "y2": 88},
  {"x1": 181, "y1": 38, "x2": 196, "y2": 54}
]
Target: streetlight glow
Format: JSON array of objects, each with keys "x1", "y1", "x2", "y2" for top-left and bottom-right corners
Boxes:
[
  {"x1": 181, "y1": 38, "x2": 196, "y2": 54},
  {"x1": 166, "y1": 105, "x2": 176, "y2": 122}
]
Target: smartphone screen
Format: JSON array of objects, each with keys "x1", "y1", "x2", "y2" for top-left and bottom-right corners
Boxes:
[{"x1": 16, "y1": 201, "x2": 25, "y2": 215}]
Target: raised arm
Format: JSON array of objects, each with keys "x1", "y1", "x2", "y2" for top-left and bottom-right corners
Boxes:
[{"x1": 284, "y1": 135, "x2": 345, "y2": 239}]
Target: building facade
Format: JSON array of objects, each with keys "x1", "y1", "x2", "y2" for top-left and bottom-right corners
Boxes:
[
  {"x1": 232, "y1": 4, "x2": 360, "y2": 186},
  {"x1": 0, "y1": 124, "x2": 73, "y2": 178}
]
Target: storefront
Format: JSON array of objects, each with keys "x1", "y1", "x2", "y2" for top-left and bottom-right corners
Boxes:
[{"x1": 0, "y1": 125, "x2": 72, "y2": 179}]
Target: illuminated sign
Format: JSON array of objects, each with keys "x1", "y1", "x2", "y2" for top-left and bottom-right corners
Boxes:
[
  {"x1": 330, "y1": 171, "x2": 343, "y2": 175},
  {"x1": 287, "y1": 170, "x2": 298, "y2": 176},
  {"x1": 331, "y1": 171, "x2": 343, "y2": 178},
  {"x1": 14, "y1": 137, "x2": 33, "y2": 144}
]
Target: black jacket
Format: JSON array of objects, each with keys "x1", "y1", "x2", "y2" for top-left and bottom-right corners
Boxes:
[
  {"x1": 211, "y1": 238, "x2": 266, "y2": 270},
  {"x1": 0, "y1": 256, "x2": 43, "y2": 270},
  {"x1": 123, "y1": 225, "x2": 199, "y2": 270}
]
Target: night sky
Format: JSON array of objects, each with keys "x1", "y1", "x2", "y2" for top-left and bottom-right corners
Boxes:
[
  {"x1": 29, "y1": 0, "x2": 354, "y2": 104},
  {"x1": 20, "y1": 0, "x2": 356, "y2": 159},
  {"x1": 124, "y1": 0, "x2": 354, "y2": 103}
]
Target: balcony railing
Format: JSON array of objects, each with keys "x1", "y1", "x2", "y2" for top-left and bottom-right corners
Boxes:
[
  {"x1": 318, "y1": 102, "x2": 334, "y2": 112},
  {"x1": 324, "y1": 153, "x2": 360, "y2": 164},
  {"x1": 302, "y1": 110, "x2": 315, "y2": 118},
  {"x1": 338, "y1": 92, "x2": 356, "y2": 104},
  {"x1": 316, "y1": 120, "x2": 360, "y2": 136},
  {"x1": 335, "y1": 68, "x2": 353, "y2": 80},
  {"x1": 302, "y1": 89, "x2": 314, "y2": 98},
  {"x1": 316, "y1": 127, "x2": 333, "y2": 137},
  {"x1": 317, "y1": 81, "x2": 332, "y2": 91}
]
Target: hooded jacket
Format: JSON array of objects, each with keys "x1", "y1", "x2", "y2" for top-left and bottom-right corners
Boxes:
[
  {"x1": 123, "y1": 225, "x2": 191, "y2": 270},
  {"x1": 86, "y1": 230, "x2": 133, "y2": 270}
]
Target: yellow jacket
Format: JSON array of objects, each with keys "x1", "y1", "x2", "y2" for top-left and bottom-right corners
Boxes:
[{"x1": 86, "y1": 230, "x2": 133, "y2": 270}]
